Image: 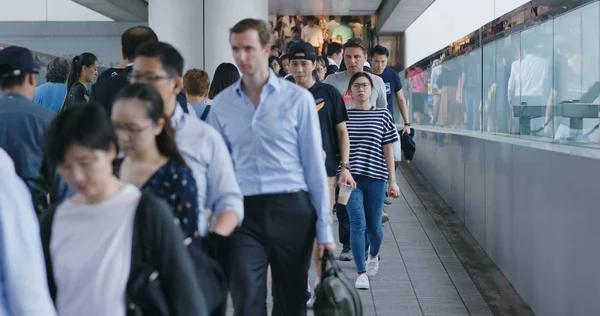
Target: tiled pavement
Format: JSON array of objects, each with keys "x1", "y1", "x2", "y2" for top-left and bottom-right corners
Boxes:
[{"x1": 227, "y1": 162, "x2": 529, "y2": 315}]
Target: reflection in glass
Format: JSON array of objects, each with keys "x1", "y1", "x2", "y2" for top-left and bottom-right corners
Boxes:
[
  {"x1": 405, "y1": 0, "x2": 600, "y2": 148},
  {"x1": 508, "y1": 21, "x2": 552, "y2": 137},
  {"x1": 548, "y1": 2, "x2": 600, "y2": 144}
]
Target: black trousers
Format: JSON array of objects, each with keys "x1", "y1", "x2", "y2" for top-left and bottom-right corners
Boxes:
[{"x1": 229, "y1": 191, "x2": 316, "y2": 316}]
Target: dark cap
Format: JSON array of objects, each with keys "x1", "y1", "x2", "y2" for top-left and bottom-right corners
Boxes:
[
  {"x1": 0, "y1": 46, "x2": 39, "y2": 78},
  {"x1": 288, "y1": 41, "x2": 317, "y2": 62}
]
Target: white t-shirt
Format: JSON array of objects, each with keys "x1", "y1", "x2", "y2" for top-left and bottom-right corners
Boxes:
[
  {"x1": 51, "y1": 184, "x2": 141, "y2": 316},
  {"x1": 324, "y1": 71, "x2": 388, "y2": 110}
]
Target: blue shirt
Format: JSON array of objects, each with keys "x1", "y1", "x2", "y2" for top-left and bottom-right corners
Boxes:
[
  {"x1": 190, "y1": 102, "x2": 210, "y2": 120},
  {"x1": 208, "y1": 70, "x2": 334, "y2": 244},
  {"x1": 0, "y1": 149, "x2": 57, "y2": 316},
  {"x1": 0, "y1": 93, "x2": 71, "y2": 211},
  {"x1": 376, "y1": 67, "x2": 403, "y2": 119},
  {"x1": 170, "y1": 105, "x2": 244, "y2": 236},
  {"x1": 34, "y1": 82, "x2": 67, "y2": 113}
]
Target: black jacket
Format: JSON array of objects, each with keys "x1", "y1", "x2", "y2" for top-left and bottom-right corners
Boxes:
[{"x1": 40, "y1": 192, "x2": 209, "y2": 316}]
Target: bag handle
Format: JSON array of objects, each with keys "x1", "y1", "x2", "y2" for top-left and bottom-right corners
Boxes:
[{"x1": 320, "y1": 250, "x2": 340, "y2": 280}]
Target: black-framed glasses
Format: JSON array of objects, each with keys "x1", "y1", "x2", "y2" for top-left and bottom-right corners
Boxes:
[
  {"x1": 351, "y1": 83, "x2": 371, "y2": 90},
  {"x1": 128, "y1": 72, "x2": 171, "y2": 83}
]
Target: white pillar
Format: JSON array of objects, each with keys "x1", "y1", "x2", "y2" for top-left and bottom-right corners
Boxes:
[
  {"x1": 204, "y1": 0, "x2": 268, "y2": 77},
  {"x1": 148, "y1": 0, "x2": 205, "y2": 71},
  {"x1": 148, "y1": 0, "x2": 268, "y2": 77}
]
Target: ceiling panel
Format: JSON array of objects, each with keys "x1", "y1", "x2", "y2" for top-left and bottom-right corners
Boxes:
[
  {"x1": 379, "y1": 0, "x2": 436, "y2": 33},
  {"x1": 269, "y1": 0, "x2": 382, "y2": 16}
]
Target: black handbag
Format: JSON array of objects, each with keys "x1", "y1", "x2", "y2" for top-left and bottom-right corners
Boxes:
[{"x1": 313, "y1": 251, "x2": 364, "y2": 316}]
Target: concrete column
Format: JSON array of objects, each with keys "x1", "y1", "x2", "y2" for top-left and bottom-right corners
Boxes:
[
  {"x1": 148, "y1": 0, "x2": 204, "y2": 71},
  {"x1": 148, "y1": 0, "x2": 268, "y2": 77},
  {"x1": 204, "y1": 0, "x2": 268, "y2": 76}
]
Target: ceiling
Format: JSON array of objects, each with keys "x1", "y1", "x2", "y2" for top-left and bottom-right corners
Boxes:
[
  {"x1": 268, "y1": 0, "x2": 382, "y2": 16},
  {"x1": 379, "y1": 0, "x2": 435, "y2": 32}
]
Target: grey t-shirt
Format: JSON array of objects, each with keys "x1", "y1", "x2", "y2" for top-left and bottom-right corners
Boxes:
[{"x1": 324, "y1": 71, "x2": 388, "y2": 110}]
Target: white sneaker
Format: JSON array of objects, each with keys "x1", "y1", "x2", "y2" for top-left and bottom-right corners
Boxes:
[
  {"x1": 366, "y1": 253, "x2": 380, "y2": 277},
  {"x1": 355, "y1": 274, "x2": 370, "y2": 290}
]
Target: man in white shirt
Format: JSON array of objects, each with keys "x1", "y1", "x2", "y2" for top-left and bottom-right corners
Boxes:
[
  {"x1": 507, "y1": 48, "x2": 549, "y2": 135},
  {"x1": 301, "y1": 16, "x2": 324, "y2": 55},
  {"x1": 0, "y1": 148, "x2": 57, "y2": 316},
  {"x1": 326, "y1": 16, "x2": 339, "y2": 41}
]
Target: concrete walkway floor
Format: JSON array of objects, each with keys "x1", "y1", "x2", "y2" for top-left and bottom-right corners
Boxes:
[{"x1": 227, "y1": 162, "x2": 532, "y2": 316}]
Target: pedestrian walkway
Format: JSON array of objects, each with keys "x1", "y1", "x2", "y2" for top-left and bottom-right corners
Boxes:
[{"x1": 227, "y1": 162, "x2": 532, "y2": 316}]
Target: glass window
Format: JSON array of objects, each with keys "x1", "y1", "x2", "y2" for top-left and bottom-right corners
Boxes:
[{"x1": 550, "y1": 2, "x2": 600, "y2": 145}]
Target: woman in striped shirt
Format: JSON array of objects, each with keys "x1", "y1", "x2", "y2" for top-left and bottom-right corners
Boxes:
[{"x1": 344, "y1": 72, "x2": 400, "y2": 290}]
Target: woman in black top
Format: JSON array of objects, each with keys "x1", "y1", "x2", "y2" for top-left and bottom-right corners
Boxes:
[{"x1": 62, "y1": 52, "x2": 98, "y2": 110}]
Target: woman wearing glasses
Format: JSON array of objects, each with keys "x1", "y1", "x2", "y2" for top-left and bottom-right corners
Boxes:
[
  {"x1": 344, "y1": 72, "x2": 400, "y2": 290},
  {"x1": 111, "y1": 83, "x2": 199, "y2": 241}
]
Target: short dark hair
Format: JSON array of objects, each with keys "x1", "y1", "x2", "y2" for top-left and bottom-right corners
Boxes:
[
  {"x1": 371, "y1": 45, "x2": 389, "y2": 57},
  {"x1": 121, "y1": 26, "x2": 158, "y2": 60},
  {"x1": 343, "y1": 38, "x2": 367, "y2": 54},
  {"x1": 280, "y1": 54, "x2": 289, "y2": 61},
  {"x1": 46, "y1": 57, "x2": 69, "y2": 83},
  {"x1": 292, "y1": 26, "x2": 301, "y2": 34},
  {"x1": 230, "y1": 18, "x2": 270, "y2": 47},
  {"x1": 306, "y1": 16, "x2": 316, "y2": 21},
  {"x1": 209, "y1": 63, "x2": 240, "y2": 99},
  {"x1": 135, "y1": 41, "x2": 184, "y2": 77},
  {"x1": 329, "y1": 16, "x2": 335, "y2": 20},
  {"x1": 327, "y1": 42, "x2": 343, "y2": 56},
  {"x1": 44, "y1": 103, "x2": 117, "y2": 164},
  {"x1": 348, "y1": 72, "x2": 374, "y2": 91},
  {"x1": 0, "y1": 75, "x2": 26, "y2": 89}
]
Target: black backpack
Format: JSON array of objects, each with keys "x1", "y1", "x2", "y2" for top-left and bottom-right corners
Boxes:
[{"x1": 314, "y1": 251, "x2": 364, "y2": 316}]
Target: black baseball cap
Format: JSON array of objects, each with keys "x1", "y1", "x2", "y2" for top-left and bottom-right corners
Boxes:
[
  {"x1": 288, "y1": 41, "x2": 317, "y2": 62},
  {"x1": 0, "y1": 46, "x2": 39, "y2": 78}
]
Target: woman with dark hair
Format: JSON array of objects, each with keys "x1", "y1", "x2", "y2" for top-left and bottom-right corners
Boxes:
[
  {"x1": 344, "y1": 72, "x2": 399, "y2": 290},
  {"x1": 62, "y1": 52, "x2": 98, "y2": 110},
  {"x1": 315, "y1": 56, "x2": 328, "y2": 81},
  {"x1": 39, "y1": 103, "x2": 207, "y2": 316},
  {"x1": 208, "y1": 62, "x2": 240, "y2": 100},
  {"x1": 268, "y1": 56, "x2": 283, "y2": 78},
  {"x1": 111, "y1": 84, "x2": 199, "y2": 240}
]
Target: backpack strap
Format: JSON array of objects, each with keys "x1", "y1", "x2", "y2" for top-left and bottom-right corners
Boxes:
[
  {"x1": 39, "y1": 204, "x2": 59, "y2": 304},
  {"x1": 200, "y1": 105, "x2": 211, "y2": 121}
]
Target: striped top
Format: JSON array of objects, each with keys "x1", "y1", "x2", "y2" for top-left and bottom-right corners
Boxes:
[{"x1": 345, "y1": 108, "x2": 399, "y2": 181}]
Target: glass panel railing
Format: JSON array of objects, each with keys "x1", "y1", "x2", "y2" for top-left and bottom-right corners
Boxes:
[{"x1": 405, "y1": 0, "x2": 600, "y2": 148}]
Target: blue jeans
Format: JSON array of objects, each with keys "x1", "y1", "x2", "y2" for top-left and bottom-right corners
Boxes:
[{"x1": 346, "y1": 175, "x2": 385, "y2": 273}]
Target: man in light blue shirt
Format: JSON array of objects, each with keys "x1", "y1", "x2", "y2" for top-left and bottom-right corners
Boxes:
[
  {"x1": 130, "y1": 42, "x2": 244, "y2": 267},
  {"x1": 208, "y1": 18, "x2": 335, "y2": 316},
  {"x1": 0, "y1": 148, "x2": 57, "y2": 316},
  {"x1": 34, "y1": 57, "x2": 69, "y2": 113}
]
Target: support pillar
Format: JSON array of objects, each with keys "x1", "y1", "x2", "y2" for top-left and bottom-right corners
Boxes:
[{"x1": 148, "y1": 0, "x2": 267, "y2": 77}]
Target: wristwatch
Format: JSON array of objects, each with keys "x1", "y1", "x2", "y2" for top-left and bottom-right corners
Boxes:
[
  {"x1": 341, "y1": 162, "x2": 351, "y2": 171},
  {"x1": 404, "y1": 123, "x2": 411, "y2": 127}
]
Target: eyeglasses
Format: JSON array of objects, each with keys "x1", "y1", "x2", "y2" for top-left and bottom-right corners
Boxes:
[
  {"x1": 112, "y1": 122, "x2": 154, "y2": 134},
  {"x1": 128, "y1": 73, "x2": 171, "y2": 84},
  {"x1": 351, "y1": 83, "x2": 371, "y2": 90}
]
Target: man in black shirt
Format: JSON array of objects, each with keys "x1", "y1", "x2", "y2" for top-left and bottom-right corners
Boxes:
[
  {"x1": 90, "y1": 26, "x2": 158, "y2": 113},
  {"x1": 288, "y1": 42, "x2": 355, "y2": 295},
  {"x1": 90, "y1": 26, "x2": 189, "y2": 115}
]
